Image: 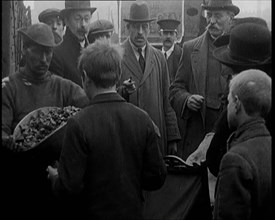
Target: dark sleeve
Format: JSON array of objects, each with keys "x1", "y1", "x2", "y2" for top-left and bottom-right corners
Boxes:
[
  {"x1": 54, "y1": 118, "x2": 88, "y2": 195},
  {"x1": 213, "y1": 152, "x2": 252, "y2": 220},
  {"x1": 49, "y1": 51, "x2": 64, "y2": 77},
  {"x1": 206, "y1": 109, "x2": 233, "y2": 176},
  {"x1": 141, "y1": 119, "x2": 167, "y2": 191}
]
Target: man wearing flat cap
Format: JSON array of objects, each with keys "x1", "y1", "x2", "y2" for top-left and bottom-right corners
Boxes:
[
  {"x1": 1, "y1": 23, "x2": 89, "y2": 218},
  {"x1": 119, "y1": 1, "x2": 181, "y2": 157},
  {"x1": 157, "y1": 19, "x2": 182, "y2": 83},
  {"x1": 88, "y1": 19, "x2": 114, "y2": 44},
  {"x1": 38, "y1": 8, "x2": 65, "y2": 44},
  {"x1": 49, "y1": 0, "x2": 96, "y2": 87}
]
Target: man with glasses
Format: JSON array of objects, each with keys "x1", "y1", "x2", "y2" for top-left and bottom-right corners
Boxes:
[
  {"x1": 49, "y1": 0, "x2": 96, "y2": 87},
  {"x1": 157, "y1": 18, "x2": 182, "y2": 83}
]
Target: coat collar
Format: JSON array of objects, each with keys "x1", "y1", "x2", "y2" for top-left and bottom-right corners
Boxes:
[
  {"x1": 89, "y1": 92, "x2": 126, "y2": 105},
  {"x1": 227, "y1": 118, "x2": 270, "y2": 150},
  {"x1": 122, "y1": 38, "x2": 156, "y2": 86}
]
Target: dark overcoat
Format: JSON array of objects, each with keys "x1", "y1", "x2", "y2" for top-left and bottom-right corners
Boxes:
[
  {"x1": 166, "y1": 43, "x2": 182, "y2": 83},
  {"x1": 169, "y1": 31, "x2": 229, "y2": 160},
  {"x1": 56, "y1": 93, "x2": 167, "y2": 219},
  {"x1": 49, "y1": 28, "x2": 85, "y2": 87},
  {"x1": 213, "y1": 119, "x2": 271, "y2": 220},
  {"x1": 119, "y1": 38, "x2": 181, "y2": 155}
]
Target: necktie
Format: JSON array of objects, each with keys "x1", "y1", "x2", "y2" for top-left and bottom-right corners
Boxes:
[
  {"x1": 164, "y1": 52, "x2": 167, "y2": 60},
  {"x1": 138, "y1": 48, "x2": 145, "y2": 73}
]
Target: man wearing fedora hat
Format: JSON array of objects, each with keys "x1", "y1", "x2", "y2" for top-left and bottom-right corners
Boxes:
[
  {"x1": 1, "y1": 23, "x2": 89, "y2": 218},
  {"x1": 157, "y1": 19, "x2": 182, "y2": 83},
  {"x1": 118, "y1": 1, "x2": 181, "y2": 157},
  {"x1": 49, "y1": 0, "x2": 96, "y2": 87},
  {"x1": 88, "y1": 19, "x2": 114, "y2": 44},
  {"x1": 38, "y1": 8, "x2": 65, "y2": 44},
  {"x1": 169, "y1": 0, "x2": 239, "y2": 161}
]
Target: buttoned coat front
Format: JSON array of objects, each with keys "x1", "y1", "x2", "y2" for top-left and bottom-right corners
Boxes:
[
  {"x1": 169, "y1": 31, "x2": 229, "y2": 159},
  {"x1": 119, "y1": 38, "x2": 181, "y2": 155}
]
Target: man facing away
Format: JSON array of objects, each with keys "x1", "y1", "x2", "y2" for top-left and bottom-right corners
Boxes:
[
  {"x1": 49, "y1": 0, "x2": 96, "y2": 87},
  {"x1": 213, "y1": 69, "x2": 271, "y2": 220},
  {"x1": 47, "y1": 39, "x2": 167, "y2": 219}
]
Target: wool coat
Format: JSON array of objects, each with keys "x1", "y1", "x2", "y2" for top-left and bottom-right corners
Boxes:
[
  {"x1": 169, "y1": 31, "x2": 229, "y2": 160},
  {"x1": 119, "y1": 38, "x2": 181, "y2": 155},
  {"x1": 166, "y1": 43, "x2": 182, "y2": 83},
  {"x1": 49, "y1": 28, "x2": 87, "y2": 87},
  {"x1": 54, "y1": 93, "x2": 167, "y2": 219},
  {"x1": 213, "y1": 119, "x2": 271, "y2": 220}
]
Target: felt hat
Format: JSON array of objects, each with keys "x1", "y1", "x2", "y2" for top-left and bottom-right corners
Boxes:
[
  {"x1": 213, "y1": 23, "x2": 271, "y2": 68},
  {"x1": 18, "y1": 23, "x2": 60, "y2": 47},
  {"x1": 201, "y1": 0, "x2": 240, "y2": 16},
  {"x1": 157, "y1": 19, "x2": 180, "y2": 32},
  {"x1": 89, "y1": 19, "x2": 114, "y2": 35},
  {"x1": 123, "y1": 2, "x2": 155, "y2": 23},
  {"x1": 38, "y1": 8, "x2": 62, "y2": 23},
  {"x1": 60, "y1": 0, "x2": 96, "y2": 19}
]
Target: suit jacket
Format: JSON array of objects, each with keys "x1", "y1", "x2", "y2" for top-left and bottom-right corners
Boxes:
[
  {"x1": 213, "y1": 119, "x2": 271, "y2": 220},
  {"x1": 166, "y1": 44, "x2": 182, "y2": 83},
  {"x1": 169, "y1": 31, "x2": 229, "y2": 159},
  {"x1": 55, "y1": 93, "x2": 167, "y2": 219},
  {"x1": 119, "y1": 38, "x2": 181, "y2": 155},
  {"x1": 49, "y1": 28, "x2": 86, "y2": 87}
]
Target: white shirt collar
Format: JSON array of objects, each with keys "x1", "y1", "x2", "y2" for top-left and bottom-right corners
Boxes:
[
  {"x1": 129, "y1": 39, "x2": 146, "y2": 61},
  {"x1": 162, "y1": 44, "x2": 175, "y2": 59}
]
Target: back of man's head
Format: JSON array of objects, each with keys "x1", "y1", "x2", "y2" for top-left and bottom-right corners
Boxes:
[
  {"x1": 78, "y1": 39, "x2": 124, "y2": 88},
  {"x1": 229, "y1": 69, "x2": 271, "y2": 118}
]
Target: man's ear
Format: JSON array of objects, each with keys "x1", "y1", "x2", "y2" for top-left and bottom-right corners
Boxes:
[{"x1": 234, "y1": 95, "x2": 242, "y2": 113}]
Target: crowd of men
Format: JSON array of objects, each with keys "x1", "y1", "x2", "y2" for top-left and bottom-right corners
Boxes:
[{"x1": 1, "y1": 0, "x2": 271, "y2": 219}]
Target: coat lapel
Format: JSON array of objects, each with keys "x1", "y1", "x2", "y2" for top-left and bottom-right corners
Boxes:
[
  {"x1": 140, "y1": 43, "x2": 156, "y2": 86},
  {"x1": 191, "y1": 32, "x2": 208, "y2": 97},
  {"x1": 122, "y1": 39, "x2": 143, "y2": 81}
]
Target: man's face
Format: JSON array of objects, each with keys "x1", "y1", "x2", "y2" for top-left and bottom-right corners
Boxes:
[
  {"x1": 205, "y1": 10, "x2": 233, "y2": 38},
  {"x1": 128, "y1": 22, "x2": 150, "y2": 48},
  {"x1": 66, "y1": 9, "x2": 91, "y2": 41},
  {"x1": 160, "y1": 30, "x2": 177, "y2": 50},
  {"x1": 24, "y1": 44, "x2": 53, "y2": 76},
  {"x1": 227, "y1": 90, "x2": 238, "y2": 129},
  {"x1": 44, "y1": 16, "x2": 64, "y2": 39}
]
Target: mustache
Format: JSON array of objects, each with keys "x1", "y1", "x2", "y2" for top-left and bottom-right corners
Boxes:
[
  {"x1": 164, "y1": 38, "x2": 172, "y2": 43},
  {"x1": 206, "y1": 23, "x2": 219, "y2": 31}
]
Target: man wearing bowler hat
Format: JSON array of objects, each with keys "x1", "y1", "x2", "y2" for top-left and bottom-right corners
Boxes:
[
  {"x1": 1, "y1": 23, "x2": 89, "y2": 218},
  {"x1": 38, "y1": 8, "x2": 65, "y2": 44},
  {"x1": 157, "y1": 19, "x2": 182, "y2": 83},
  {"x1": 119, "y1": 1, "x2": 181, "y2": 157},
  {"x1": 49, "y1": 0, "x2": 96, "y2": 87}
]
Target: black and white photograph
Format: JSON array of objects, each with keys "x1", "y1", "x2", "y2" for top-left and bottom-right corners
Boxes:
[{"x1": 1, "y1": 0, "x2": 271, "y2": 219}]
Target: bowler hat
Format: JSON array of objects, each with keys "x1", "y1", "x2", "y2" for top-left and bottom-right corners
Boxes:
[
  {"x1": 213, "y1": 17, "x2": 268, "y2": 47},
  {"x1": 201, "y1": 0, "x2": 240, "y2": 15},
  {"x1": 124, "y1": 2, "x2": 155, "y2": 23},
  {"x1": 213, "y1": 23, "x2": 271, "y2": 68},
  {"x1": 38, "y1": 8, "x2": 62, "y2": 23},
  {"x1": 157, "y1": 19, "x2": 180, "y2": 32},
  {"x1": 89, "y1": 19, "x2": 114, "y2": 35},
  {"x1": 60, "y1": 0, "x2": 97, "y2": 19},
  {"x1": 18, "y1": 23, "x2": 60, "y2": 47}
]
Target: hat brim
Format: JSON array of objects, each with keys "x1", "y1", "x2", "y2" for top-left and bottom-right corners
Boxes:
[
  {"x1": 89, "y1": 28, "x2": 114, "y2": 35},
  {"x1": 18, "y1": 29, "x2": 61, "y2": 47},
  {"x1": 39, "y1": 12, "x2": 61, "y2": 22},
  {"x1": 60, "y1": 7, "x2": 97, "y2": 19},
  {"x1": 213, "y1": 45, "x2": 271, "y2": 69},
  {"x1": 123, "y1": 18, "x2": 155, "y2": 23},
  {"x1": 201, "y1": 5, "x2": 240, "y2": 15}
]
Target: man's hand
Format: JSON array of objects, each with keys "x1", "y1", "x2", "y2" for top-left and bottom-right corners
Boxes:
[
  {"x1": 168, "y1": 141, "x2": 178, "y2": 155},
  {"x1": 122, "y1": 77, "x2": 136, "y2": 94},
  {"x1": 186, "y1": 132, "x2": 215, "y2": 166},
  {"x1": 187, "y1": 94, "x2": 204, "y2": 111},
  {"x1": 2, "y1": 135, "x2": 18, "y2": 152}
]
